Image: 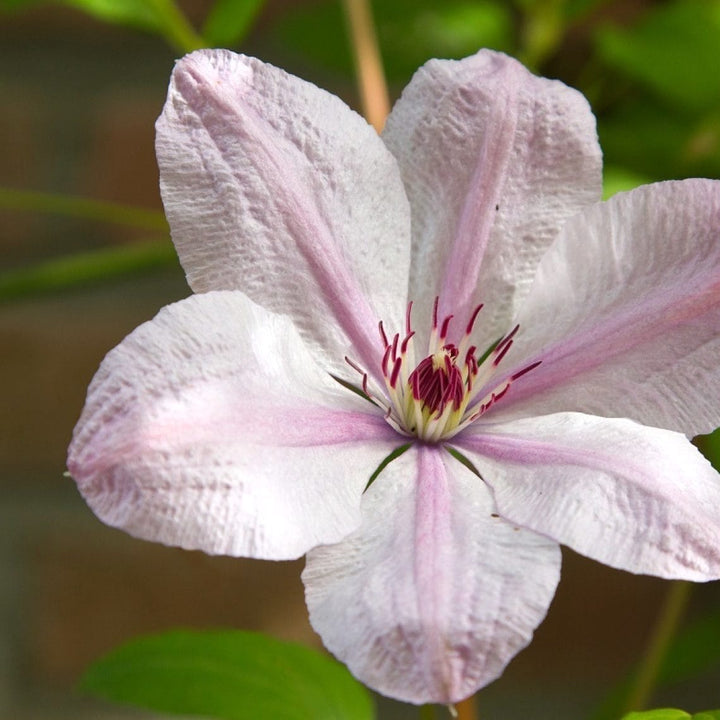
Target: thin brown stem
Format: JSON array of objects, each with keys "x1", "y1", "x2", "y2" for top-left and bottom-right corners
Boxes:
[
  {"x1": 341, "y1": 0, "x2": 390, "y2": 132},
  {"x1": 456, "y1": 693, "x2": 477, "y2": 720}
]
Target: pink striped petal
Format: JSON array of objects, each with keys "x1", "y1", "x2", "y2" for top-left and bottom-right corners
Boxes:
[
  {"x1": 156, "y1": 49, "x2": 411, "y2": 374},
  {"x1": 496, "y1": 179, "x2": 720, "y2": 435},
  {"x1": 382, "y1": 49, "x2": 601, "y2": 348},
  {"x1": 68, "y1": 291, "x2": 399, "y2": 560},
  {"x1": 457, "y1": 413, "x2": 720, "y2": 579},
  {"x1": 303, "y1": 444, "x2": 561, "y2": 704}
]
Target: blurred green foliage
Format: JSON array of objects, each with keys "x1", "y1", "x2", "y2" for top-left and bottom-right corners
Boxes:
[
  {"x1": 80, "y1": 629, "x2": 375, "y2": 720},
  {"x1": 201, "y1": 0, "x2": 264, "y2": 48},
  {"x1": 264, "y1": 0, "x2": 720, "y2": 183},
  {"x1": 58, "y1": 0, "x2": 170, "y2": 33},
  {"x1": 0, "y1": 0, "x2": 264, "y2": 51},
  {"x1": 621, "y1": 711, "x2": 720, "y2": 720},
  {"x1": 593, "y1": 598, "x2": 720, "y2": 720},
  {"x1": 595, "y1": 0, "x2": 720, "y2": 181},
  {"x1": 2, "y1": 0, "x2": 719, "y2": 186},
  {"x1": 269, "y1": 0, "x2": 514, "y2": 85},
  {"x1": 597, "y1": 1, "x2": 720, "y2": 112},
  {"x1": 2, "y1": 0, "x2": 719, "y2": 295},
  {"x1": 0, "y1": 239, "x2": 176, "y2": 301},
  {"x1": 1, "y1": 2, "x2": 719, "y2": 717}
]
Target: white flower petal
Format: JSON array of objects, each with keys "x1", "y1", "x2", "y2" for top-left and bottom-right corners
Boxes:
[
  {"x1": 382, "y1": 49, "x2": 601, "y2": 347},
  {"x1": 303, "y1": 444, "x2": 561, "y2": 704},
  {"x1": 68, "y1": 291, "x2": 399, "y2": 560},
  {"x1": 498, "y1": 179, "x2": 720, "y2": 435},
  {"x1": 457, "y1": 413, "x2": 720, "y2": 580},
  {"x1": 156, "y1": 49, "x2": 411, "y2": 373}
]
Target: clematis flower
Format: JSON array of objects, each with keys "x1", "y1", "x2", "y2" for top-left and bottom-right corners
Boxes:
[{"x1": 68, "y1": 48, "x2": 720, "y2": 704}]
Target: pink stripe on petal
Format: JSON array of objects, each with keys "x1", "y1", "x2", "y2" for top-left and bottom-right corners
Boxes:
[
  {"x1": 498, "y1": 180, "x2": 720, "y2": 435},
  {"x1": 157, "y1": 50, "x2": 411, "y2": 376},
  {"x1": 413, "y1": 446, "x2": 453, "y2": 690},
  {"x1": 437, "y1": 64, "x2": 521, "y2": 324},
  {"x1": 69, "y1": 291, "x2": 400, "y2": 561},
  {"x1": 457, "y1": 412, "x2": 720, "y2": 579},
  {"x1": 304, "y1": 445, "x2": 561, "y2": 704},
  {"x1": 383, "y1": 50, "x2": 601, "y2": 349}
]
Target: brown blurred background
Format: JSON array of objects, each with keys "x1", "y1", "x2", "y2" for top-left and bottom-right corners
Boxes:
[{"x1": 1, "y1": 2, "x2": 719, "y2": 718}]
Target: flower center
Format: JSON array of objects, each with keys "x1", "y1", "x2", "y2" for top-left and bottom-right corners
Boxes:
[
  {"x1": 408, "y1": 346, "x2": 464, "y2": 415},
  {"x1": 346, "y1": 298, "x2": 540, "y2": 442}
]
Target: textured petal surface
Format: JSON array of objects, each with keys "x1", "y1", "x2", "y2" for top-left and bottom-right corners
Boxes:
[
  {"x1": 303, "y1": 444, "x2": 561, "y2": 704},
  {"x1": 156, "y1": 49, "x2": 411, "y2": 374},
  {"x1": 382, "y1": 49, "x2": 602, "y2": 347},
  {"x1": 68, "y1": 291, "x2": 400, "y2": 560},
  {"x1": 457, "y1": 413, "x2": 720, "y2": 580},
  {"x1": 496, "y1": 179, "x2": 720, "y2": 435}
]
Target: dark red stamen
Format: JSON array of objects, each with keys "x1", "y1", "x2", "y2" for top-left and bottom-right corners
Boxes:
[
  {"x1": 378, "y1": 321, "x2": 389, "y2": 348},
  {"x1": 493, "y1": 339, "x2": 513, "y2": 366},
  {"x1": 401, "y1": 331, "x2": 416, "y2": 354},
  {"x1": 390, "y1": 357, "x2": 402, "y2": 388},
  {"x1": 494, "y1": 324, "x2": 519, "y2": 357},
  {"x1": 411, "y1": 370, "x2": 421, "y2": 400},
  {"x1": 407, "y1": 351, "x2": 464, "y2": 414},
  {"x1": 465, "y1": 346, "x2": 477, "y2": 366},
  {"x1": 345, "y1": 356, "x2": 364, "y2": 374},
  {"x1": 440, "y1": 314, "x2": 453, "y2": 340},
  {"x1": 344, "y1": 356, "x2": 370, "y2": 399},
  {"x1": 511, "y1": 360, "x2": 542, "y2": 381},
  {"x1": 391, "y1": 333, "x2": 399, "y2": 361},
  {"x1": 493, "y1": 384, "x2": 510, "y2": 402},
  {"x1": 465, "y1": 303, "x2": 484, "y2": 335},
  {"x1": 381, "y1": 345, "x2": 392, "y2": 375},
  {"x1": 348, "y1": 296, "x2": 544, "y2": 439}
]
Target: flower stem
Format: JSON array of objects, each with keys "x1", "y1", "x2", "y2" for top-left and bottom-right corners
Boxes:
[
  {"x1": 419, "y1": 698, "x2": 476, "y2": 720},
  {"x1": 340, "y1": 0, "x2": 390, "y2": 132},
  {"x1": 621, "y1": 580, "x2": 692, "y2": 713},
  {"x1": 0, "y1": 187, "x2": 168, "y2": 231},
  {"x1": 456, "y1": 694, "x2": 477, "y2": 719}
]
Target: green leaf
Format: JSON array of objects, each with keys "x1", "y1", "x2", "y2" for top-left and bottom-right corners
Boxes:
[
  {"x1": 0, "y1": 240, "x2": 177, "y2": 302},
  {"x1": 0, "y1": 187, "x2": 168, "y2": 231},
  {"x1": 57, "y1": 0, "x2": 165, "y2": 32},
  {"x1": 396, "y1": 1, "x2": 512, "y2": 64},
  {"x1": 54, "y1": 0, "x2": 204, "y2": 52},
  {"x1": 620, "y1": 711, "x2": 690, "y2": 720},
  {"x1": 596, "y1": 0, "x2": 720, "y2": 112},
  {"x1": 202, "y1": 0, "x2": 265, "y2": 48},
  {"x1": 79, "y1": 629, "x2": 375, "y2": 720},
  {"x1": 0, "y1": 0, "x2": 45, "y2": 11},
  {"x1": 693, "y1": 713, "x2": 720, "y2": 720}
]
